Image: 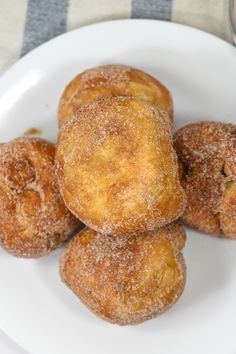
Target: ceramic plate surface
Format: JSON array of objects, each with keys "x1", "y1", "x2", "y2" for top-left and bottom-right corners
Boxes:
[{"x1": 0, "y1": 19, "x2": 236, "y2": 354}]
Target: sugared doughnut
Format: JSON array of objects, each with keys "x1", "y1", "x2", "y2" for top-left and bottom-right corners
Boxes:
[
  {"x1": 58, "y1": 64, "x2": 173, "y2": 127},
  {"x1": 175, "y1": 121, "x2": 236, "y2": 238},
  {"x1": 56, "y1": 96, "x2": 186, "y2": 235},
  {"x1": 0, "y1": 138, "x2": 79, "y2": 257},
  {"x1": 60, "y1": 223, "x2": 186, "y2": 325}
]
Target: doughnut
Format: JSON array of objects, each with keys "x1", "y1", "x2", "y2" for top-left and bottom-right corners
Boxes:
[
  {"x1": 0, "y1": 137, "x2": 79, "y2": 258},
  {"x1": 174, "y1": 121, "x2": 236, "y2": 238},
  {"x1": 60, "y1": 223, "x2": 186, "y2": 325},
  {"x1": 56, "y1": 96, "x2": 186, "y2": 235},
  {"x1": 58, "y1": 64, "x2": 173, "y2": 127}
]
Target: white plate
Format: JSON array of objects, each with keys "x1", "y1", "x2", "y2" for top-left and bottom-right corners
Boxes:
[{"x1": 0, "y1": 19, "x2": 236, "y2": 354}]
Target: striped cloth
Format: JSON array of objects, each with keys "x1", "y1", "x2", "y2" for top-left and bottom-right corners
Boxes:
[{"x1": 0, "y1": 0, "x2": 233, "y2": 75}]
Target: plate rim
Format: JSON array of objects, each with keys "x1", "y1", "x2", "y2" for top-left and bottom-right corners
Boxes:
[{"x1": 0, "y1": 18, "x2": 235, "y2": 84}]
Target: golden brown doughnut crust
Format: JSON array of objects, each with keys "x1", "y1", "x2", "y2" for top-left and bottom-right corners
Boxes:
[
  {"x1": 58, "y1": 64, "x2": 173, "y2": 127},
  {"x1": 56, "y1": 96, "x2": 186, "y2": 236},
  {"x1": 0, "y1": 138, "x2": 79, "y2": 258},
  {"x1": 60, "y1": 223, "x2": 186, "y2": 325},
  {"x1": 174, "y1": 121, "x2": 236, "y2": 239}
]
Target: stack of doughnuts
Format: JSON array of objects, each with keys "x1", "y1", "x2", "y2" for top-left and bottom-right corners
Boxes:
[
  {"x1": 1, "y1": 64, "x2": 235, "y2": 326},
  {"x1": 56, "y1": 65, "x2": 187, "y2": 324}
]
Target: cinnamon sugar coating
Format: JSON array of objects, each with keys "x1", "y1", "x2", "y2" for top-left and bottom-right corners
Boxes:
[
  {"x1": 60, "y1": 223, "x2": 186, "y2": 325},
  {"x1": 175, "y1": 121, "x2": 236, "y2": 238},
  {"x1": 58, "y1": 64, "x2": 173, "y2": 127},
  {"x1": 0, "y1": 138, "x2": 79, "y2": 258},
  {"x1": 56, "y1": 97, "x2": 186, "y2": 236}
]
